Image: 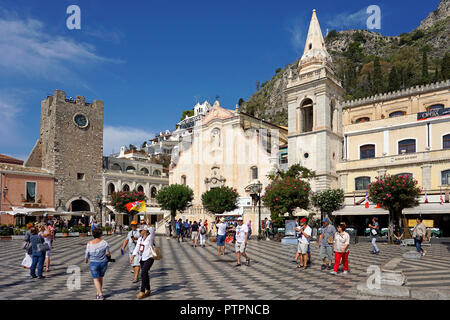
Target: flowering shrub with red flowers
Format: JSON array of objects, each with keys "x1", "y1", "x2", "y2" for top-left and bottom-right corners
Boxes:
[
  {"x1": 110, "y1": 190, "x2": 147, "y2": 213},
  {"x1": 262, "y1": 176, "x2": 311, "y2": 221},
  {"x1": 368, "y1": 174, "x2": 421, "y2": 243},
  {"x1": 201, "y1": 186, "x2": 239, "y2": 214},
  {"x1": 368, "y1": 174, "x2": 421, "y2": 213}
]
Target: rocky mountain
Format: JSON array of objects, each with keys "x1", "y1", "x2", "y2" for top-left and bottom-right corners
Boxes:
[
  {"x1": 417, "y1": 0, "x2": 450, "y2": 30},
  {"x1": 241, "y1": 0, "x2": 450, "y2": 126}
]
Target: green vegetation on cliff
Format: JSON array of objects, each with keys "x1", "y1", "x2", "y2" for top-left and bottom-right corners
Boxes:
[{"x1": 240, "y1": 1, "x2": 450, "y2": 126}]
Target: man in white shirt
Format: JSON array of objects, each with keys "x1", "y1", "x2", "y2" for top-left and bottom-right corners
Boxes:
[
  {"x1": 265, "y1": 218, "x2": 272, "y2": 240},
  {"x1": 121, "y1": 221, "x2": 141, "y2": 283},
  {"x1": 216, "y1": 218, "x2": 227, "y2": 255},
  {"x1": 235, "y1": 218, "x2": 250, "y2": 267},
  {"x1": 296, "y1": 218, "x2": 311, "y2": 270}
]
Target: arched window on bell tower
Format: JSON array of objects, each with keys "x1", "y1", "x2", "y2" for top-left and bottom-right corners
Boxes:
[
  {"x1": 330, "y1": 100, "x2": 335, "y2": 132},
  {"x1": 301, "y1": 99, "x2": 313, "y2": 133}
]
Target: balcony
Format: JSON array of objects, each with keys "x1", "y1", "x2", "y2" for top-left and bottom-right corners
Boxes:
[{"x1": 20, "y1": 194, "x2": 46, "y2": 208}]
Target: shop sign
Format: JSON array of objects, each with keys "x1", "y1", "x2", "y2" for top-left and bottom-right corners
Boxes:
[{"x1": 417, "y1": 107, "x2": 450, "y2": 120}]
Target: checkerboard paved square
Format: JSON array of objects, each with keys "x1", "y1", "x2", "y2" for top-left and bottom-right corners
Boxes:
[{"x1": 0, "y1": 235, "x2": 449, "y2": 300}]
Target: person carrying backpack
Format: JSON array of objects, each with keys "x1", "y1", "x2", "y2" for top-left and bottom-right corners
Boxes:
[
  {"x1": 176, "y1": 219, "x2": 183, "y2": 243},
  {"x1": 199, "y1": 222, "x2": 207, "y2": 247}
]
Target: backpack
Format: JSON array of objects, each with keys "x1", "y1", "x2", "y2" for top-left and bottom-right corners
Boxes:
[{"x1": 200, "y1": 226, "x2": 206, "y2": 235}]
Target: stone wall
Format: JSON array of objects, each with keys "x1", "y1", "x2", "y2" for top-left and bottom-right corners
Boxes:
[{"x1": 40, "y1": 90, "x2": 104, "y2": 212}]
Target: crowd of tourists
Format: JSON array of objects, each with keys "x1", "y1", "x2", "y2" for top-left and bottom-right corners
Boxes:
[
  {"x1": 20, "y1": 210, "x2": 429, "y2": 299},
  {"x1": 171, "y1": 218, "x2": 209, "y2": 247}
]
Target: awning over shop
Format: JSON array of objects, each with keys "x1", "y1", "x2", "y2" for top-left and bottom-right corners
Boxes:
[
  {"x1": 56, "y1": 211, "x2": 96, "y2": 217},
  {"x1": 283, "y1": 209, "x2": 309, "y2": 217},
  {"x1": 333, "y1": 205, "x2": 389, "y2": 216},
  {"x1": 215, "y1": 213, "x2": 242, "y2": 217},
  {"x1": 106, "y1": 205, "x2": 123, "y2": 215},
  {"x1": 144, "y1": 207, "x2": 169, "y2": 215},
  {"x1": 403, "y1": 203, "x2": 450, "y2": 215},
  {"x1": 9, "y1": 207, "x2": 56, "y2": 216}
]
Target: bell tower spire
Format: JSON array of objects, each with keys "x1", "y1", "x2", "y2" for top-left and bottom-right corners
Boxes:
[{"x1": 298, "y1": 9, "x2": 333, "y2": 75}]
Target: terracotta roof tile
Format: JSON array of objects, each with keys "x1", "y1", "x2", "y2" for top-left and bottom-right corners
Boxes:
[{"x1": 0, "y1": 154, "x2": 24, "y2": 165}]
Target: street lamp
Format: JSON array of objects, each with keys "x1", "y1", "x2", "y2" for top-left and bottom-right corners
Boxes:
[
  {"x1": 248, "y1": 180, "x2": 263, "y2": 240},
  {"x1": 95, "y1": 194, "x2": 103, "y2": 226}
]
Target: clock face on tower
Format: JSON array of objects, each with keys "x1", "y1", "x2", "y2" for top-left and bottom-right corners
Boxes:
[{"x1": 73, "y1": 113, "x2": 88, "y2": 128}]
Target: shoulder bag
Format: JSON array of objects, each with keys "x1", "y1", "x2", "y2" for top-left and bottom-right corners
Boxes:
[
  {"x1": 151, "y1": 244, "x2": 163, "y2": 260},
  {"x1": 37, "y1": 242, "x2": 50, "y2": 253},
  {"x1": 327, "y1": 235, "x2": 334, "y2": 245}
]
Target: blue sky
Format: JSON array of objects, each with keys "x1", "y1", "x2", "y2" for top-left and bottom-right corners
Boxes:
[{"x1": 0, "y1": 0, "x2": 441, "y2": 159}]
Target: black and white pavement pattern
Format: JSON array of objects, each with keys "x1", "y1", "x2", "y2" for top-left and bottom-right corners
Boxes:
[{"x1": 0, "y1": 235, "x2": 449, "y2": 300}]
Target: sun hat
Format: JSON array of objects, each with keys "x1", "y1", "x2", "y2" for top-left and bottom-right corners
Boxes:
[
  {"x1": 322, "y1": 217, "x2": 330, "y2": 223},
  {"x1": 300, "y1": 218, "x2": 307, "y2": 223},
  {"x1": 130, "y1": 221, "x2": 137, "y2": 225},
  {"x1": 237, "y1": 217, "x2": 243, "y2": 221},
  {"x1": 220, "y1": 218, "x2": 225, "y2": 222}
]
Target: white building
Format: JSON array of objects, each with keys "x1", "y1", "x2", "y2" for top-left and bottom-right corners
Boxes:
[{"x1": 101, "y1": 154, "x2": 169, "y2": 226}]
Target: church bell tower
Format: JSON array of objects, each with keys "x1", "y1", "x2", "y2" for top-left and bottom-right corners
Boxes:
[{"x1": 285, "y1": 9, "x2": 345, "y2": 191}]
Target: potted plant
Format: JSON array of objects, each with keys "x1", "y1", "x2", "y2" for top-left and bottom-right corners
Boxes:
[
  {"x1": 62, "y1": 228, "x2": 69, "y2": 237},
  {"x1": 79, "y1": 226, "x2": 88, "y2": 237},
  {"x1": 105, "y1": 226, "x2": 112, "y2": 236}
]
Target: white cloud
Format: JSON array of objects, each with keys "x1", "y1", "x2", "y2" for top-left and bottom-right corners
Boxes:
[
  {"x1": 287, "y1": 18, "x2": 307, "y2": 53},
  {"x1": 0, "y1": 7, "x2": 123, "y2": 81},
  {"x1": 0, "y1": 95, "x2": 22, "y2": 148},
  {"x1": 103, "y1": 126, "x2": 155, "y2": 155},
  {"x1": 84, "y1": 25, "x2": 124, "y2": 44},
  {"x1": 324, "y1": 8, "x2": 368, "y2": 30}
]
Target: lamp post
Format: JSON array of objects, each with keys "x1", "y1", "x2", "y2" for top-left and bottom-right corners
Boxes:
[
  {"x1": 248, "y1": 180, "x2": 263, "y2": 240},
  {"x1": 95, "y1": 195, "x2": 103, "y2": 226}
]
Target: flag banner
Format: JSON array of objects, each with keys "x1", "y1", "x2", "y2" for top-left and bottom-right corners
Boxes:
[
  {"x1": 375, "y1": 203, "x2": 381, "y2": 208},
  {"x1": 364, "y1": 192, "x2": 369, "y2": 208},
  {"x1": 125, "y1": 200, "x2": 146, "y2": 212},
  {"x1": 441, "y1": 193, "x2": 444, "y2": 205},
  {"x1": 424, "y1": 192, "x2": 429, "y2": 203}
]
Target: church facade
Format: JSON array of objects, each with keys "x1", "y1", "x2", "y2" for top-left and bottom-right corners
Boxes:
[{"x1": 169, "y1": 101, "x2": 288, "y2": 230}]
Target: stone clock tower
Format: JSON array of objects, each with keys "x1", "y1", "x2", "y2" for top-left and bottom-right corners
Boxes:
[
  {"x1": 285, "y1": 10, "x2": 345, "y2": 191},
  {"x1": 25, "y1": 90, "x2": 104, "y2": 214}
]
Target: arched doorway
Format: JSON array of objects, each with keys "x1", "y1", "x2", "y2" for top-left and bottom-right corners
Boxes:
[
  {"x1": 71, "y1": 200, "x2": 91, "y2": 211},
  {"x1": 123, "y1": 184, "x2": 130, "y2": 192},
  {"x1": 69, "y1": 199, "x2": 91, "y2": 227},
  {"x1": 137, "y1": 185, "x2": 144, "y2": 193}
]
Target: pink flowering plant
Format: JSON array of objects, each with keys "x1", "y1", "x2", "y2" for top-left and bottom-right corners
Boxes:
[
  {"x1": 111, "y1": 190, "x2": 147, "y2": 213},
  {"x1": 368, "y1": 174, "x2": 421, "y2": 212},
  {"x1": 262, "y1": 176, "x2": 311, "y2": 220},
  {"x1": 368, "y1": 174, "x2": 421, "y2": 243}
]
